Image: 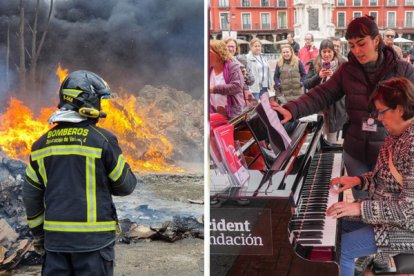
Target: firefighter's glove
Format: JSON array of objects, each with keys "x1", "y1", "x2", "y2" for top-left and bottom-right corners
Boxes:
[{"x1": 32, "y1": 236, "x2": 45, "y2": 256}]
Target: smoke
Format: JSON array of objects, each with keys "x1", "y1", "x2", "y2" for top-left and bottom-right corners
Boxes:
[{"x1": 0, "y1": 0, "x2": 204, "y2": 99}]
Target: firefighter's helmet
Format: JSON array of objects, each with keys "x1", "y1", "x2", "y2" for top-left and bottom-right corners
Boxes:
[{"x1": 58, "y1": 70, "x2": 112, "y2": 118}]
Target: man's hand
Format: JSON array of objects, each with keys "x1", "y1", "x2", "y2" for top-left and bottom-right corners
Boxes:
[{"x1": 269, "y1": 101, "x2": 292, "y2": 123}]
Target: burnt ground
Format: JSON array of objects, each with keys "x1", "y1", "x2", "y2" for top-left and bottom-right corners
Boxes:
[{"x1": 10, "y1": 172, "x2": 205, "y2": 276}]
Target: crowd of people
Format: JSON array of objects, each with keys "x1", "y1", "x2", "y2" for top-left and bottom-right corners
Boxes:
[{"x1": 209, "y1": 15, "x2": 414, "y2": 276}]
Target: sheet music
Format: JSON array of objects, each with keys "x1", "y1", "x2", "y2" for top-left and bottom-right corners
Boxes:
[{"x1": 259, "y1": 93, "x2": 292, "y2": 149}]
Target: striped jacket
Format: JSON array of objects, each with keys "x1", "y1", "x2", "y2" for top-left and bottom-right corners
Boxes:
[
  {"x1": 23, "y1": 120, "x2": 137, "y2": 252},
  {"x1": 359, "y1": 122, "x2": 414, "y2": 261}
]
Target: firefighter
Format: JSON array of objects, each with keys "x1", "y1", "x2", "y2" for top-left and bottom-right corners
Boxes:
[{"x1": 23, "y1": 70, "x2": 137, "y2": 276}]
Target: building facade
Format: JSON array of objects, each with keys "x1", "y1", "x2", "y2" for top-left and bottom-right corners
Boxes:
[
  {"x1": 209, "y1": 0, "x2": 414, "y2": 45},
  {"x1": 209, "y1": 0, "x2": 296, "y2": 42}
]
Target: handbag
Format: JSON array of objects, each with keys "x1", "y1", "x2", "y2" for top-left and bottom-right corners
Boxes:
[{"x1": 388, "y1": 147, "x2": 403, "y2": 186}]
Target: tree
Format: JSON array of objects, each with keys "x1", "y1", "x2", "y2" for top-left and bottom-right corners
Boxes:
[
  {"x1": 6, "y1": 23, "x2": 10, "y2": 91},
  {"x1": 18, "y1": 0, "x2": 54, "y2": 93},
  {"x1": 30, "y1": 0, "x2": 54, "y2": 87},
  {"x1": 18, "y1": 0, "x2": 26, "y2": 91}
]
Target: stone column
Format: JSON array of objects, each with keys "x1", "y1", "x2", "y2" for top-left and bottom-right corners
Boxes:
[{"x1": 294, "y1": 0, "x2": 335, "y2": 48}]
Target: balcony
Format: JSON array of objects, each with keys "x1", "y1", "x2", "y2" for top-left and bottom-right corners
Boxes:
[
  {"x1": 261, "y1": 23, "x2": 271, "y2": 30},
  {"x1": 233, "y1": 0, "x2": 287, "y2": 8},
  {"x1": 242, "y1": 23, "x2": 252, "y2": 30},
  {"x1": 218, "y1": 22, "x2": 279, "y2": 32}
]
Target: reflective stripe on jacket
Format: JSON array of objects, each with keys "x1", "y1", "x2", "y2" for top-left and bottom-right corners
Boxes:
[{"x1": 23, "y1": 120, "x2": 137, "y2": 252}]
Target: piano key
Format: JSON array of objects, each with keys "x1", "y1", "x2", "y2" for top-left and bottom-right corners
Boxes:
[{"x1": 290, "y1": 152, "x2": 342, "y2": 248}]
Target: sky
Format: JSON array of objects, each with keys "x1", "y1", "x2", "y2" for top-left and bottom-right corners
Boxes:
[{"x1": 0, "y1": 0, "x2": 204, "y2": 100}]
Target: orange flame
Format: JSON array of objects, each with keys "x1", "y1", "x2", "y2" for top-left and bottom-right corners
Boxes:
[
  {"x1": 0, "y1": 66, "x2": 184, "y2": 173},
  {"x1": 0, "y1": 98, "x2": 54, "y2": 162},
  {"x1": 56, "y1": 63, "x2": 69, "y2": 83}
]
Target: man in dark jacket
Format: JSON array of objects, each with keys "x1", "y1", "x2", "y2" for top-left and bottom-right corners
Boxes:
[
  {"x1": 287, "y1": 33, "x2": 300, "y2": 56},
  {"x1": 23, "y1": 70, "x2": 137, "y2": 276}
]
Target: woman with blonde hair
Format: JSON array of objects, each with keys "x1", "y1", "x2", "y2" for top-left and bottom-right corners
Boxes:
[
  {"x1": 209, "y1": 40, "x2": 245, "y2": 118},
  {"x1": 273, "y1": 44, "x2": 306, "y2": 103},
  {"x1": 246, "y1": 38, "x2": 272, "y2": 101}
]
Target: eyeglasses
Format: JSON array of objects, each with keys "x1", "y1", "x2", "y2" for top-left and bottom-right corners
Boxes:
[
  {"x1": 385, "y1": 34, "x2": 395, "y2": 38},
  {"x1": 372, "y1": 107, "x2": 392, "y2": 118}
]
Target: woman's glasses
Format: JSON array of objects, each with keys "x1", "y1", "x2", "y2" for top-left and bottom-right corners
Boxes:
[{"x1": 371, "y1": 107, "x2": 392, "y2": 119}]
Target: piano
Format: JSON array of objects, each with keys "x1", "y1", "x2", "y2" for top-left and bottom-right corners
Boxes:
[{"x1": 210, "y1": 107, "x2": 344, "y2": 276}]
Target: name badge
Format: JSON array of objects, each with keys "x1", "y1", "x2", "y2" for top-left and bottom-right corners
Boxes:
[{"x1": 362, "y1": 117, "x2": 377, "y2": 132}]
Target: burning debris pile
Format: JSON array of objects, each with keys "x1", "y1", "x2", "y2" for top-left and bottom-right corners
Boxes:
[
  {"x1": 0, "y1": 68, "x2": 204, "y2": 273},
  {"x1": 0, "y1": 83, "x2": 203, "y2": 173},
  {"x1": 134, "y1": 85, "x2": 204, "y2": 164}
]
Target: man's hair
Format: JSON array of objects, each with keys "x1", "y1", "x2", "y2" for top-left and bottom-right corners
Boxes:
[
  {"x1": 305, "y1": 33, "x2": 314, "y2": 42},
  {"x1": 330, "y1": 36, "x2": 341, "y2": 43},
  {"x1": 383, "y1": 29, "x2": 396, "y2": 38}
]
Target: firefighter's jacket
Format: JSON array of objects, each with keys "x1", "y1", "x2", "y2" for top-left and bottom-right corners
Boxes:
[{"x1": 23, "y1": 120, "x2": 137, "y2": 252}]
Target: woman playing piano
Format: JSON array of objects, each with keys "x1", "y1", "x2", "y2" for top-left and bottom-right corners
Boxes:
[{"x1": 328, "y1": 77, "x2": 414, "y2": 275}]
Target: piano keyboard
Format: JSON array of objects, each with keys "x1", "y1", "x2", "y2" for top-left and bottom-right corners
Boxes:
[{"x1": 290, "y1": 152, "x2": 342, "y2": 247}]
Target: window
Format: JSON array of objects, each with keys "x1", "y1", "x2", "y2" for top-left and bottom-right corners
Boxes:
[
  {"x1": 406, "y1": 11, "x2": 414, "y2": 27},
  {"x1": 353, "y1": 11, "x2": 362, "y2": 19},
  {"x1": 219, "y1": 0, "x2": 229, "y2": 7},
  {"x1": 369, "y1": 0, "x2": 378, "y2": 5},
  {"x1": 406, "y1": 0, "x2": 414, "y2": 5},
  {"x1": 369, "y1": 11, "x2": 378, "y2": 24},
  {"x1": 353, "y1": 0, "x2": 361, "y2": 6},
  {"x1": 242, "y1": 13, "x2": 251, "y2": 30},
  {"x1": 220, "y1": 13, "x2": 230, "y2": 30},
  {"x1": 387, "y1": 11, "x2": 396, "y2": 27},
  {"x1": 261, "y1": 13, "x2": 271, "y2": 29},
  {"x1": 278, "y1": 11, "x2": 287, "y2": 29},
  {"x1": 278, "y1": 0, "x2": 287, "y2": 7},
  {"x1": 337, "y1": 0, "x2": 346, "y2": 6},
  {"x1": 338, "y1": 12, "x2": 346, "y2": 27},
  {"x1": 261, "y1": 0, "x2": 270, "y2": 7},
  {"x1": 242, "y1": 0, "x2": 251, "y2": 7},
  {"x1": 387, "y1": 0, "x2": 397, "y2": 5}
]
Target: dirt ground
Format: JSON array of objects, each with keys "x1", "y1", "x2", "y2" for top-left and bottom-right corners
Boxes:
[{"x1": 9, "y1": 173, "x2": 205, "y2": 276}]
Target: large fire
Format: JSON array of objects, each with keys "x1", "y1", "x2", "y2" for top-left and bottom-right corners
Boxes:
[{"x1": 0, "y1": 65, "x2": 184, "y2": 173}]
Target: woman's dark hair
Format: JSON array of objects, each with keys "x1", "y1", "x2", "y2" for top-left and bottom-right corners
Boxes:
[
  {"x1": 370, "y1": 77, "x2": 414, "y2": 120},
  {"x1": 319, "y1": 39, "x2": 337, "y2": 58},
  {"x1": 345, "y1": 16, "x2": 385, "y2": 51}
]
